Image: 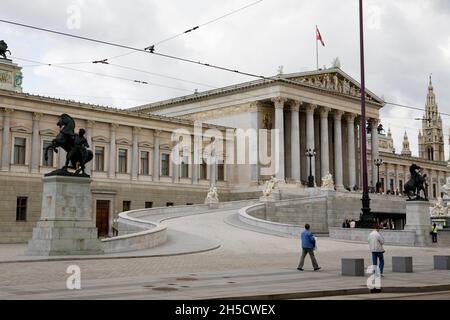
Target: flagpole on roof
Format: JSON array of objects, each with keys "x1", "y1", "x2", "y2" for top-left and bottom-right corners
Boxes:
[{"x1": 316, "y1": 25, "x2": 319, "y2": 71}]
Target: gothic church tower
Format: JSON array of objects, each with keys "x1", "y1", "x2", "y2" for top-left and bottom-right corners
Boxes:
[{"x1": 418, "y1": 76, "x2": 445, "y2": 161}]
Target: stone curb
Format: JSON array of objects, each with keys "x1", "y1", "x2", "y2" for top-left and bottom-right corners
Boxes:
[
  {"x1": 0, "y1": 243, "x2": 221, "y2": 264},
  {"x1": 214, "y1": 284, "x2": 450, "y2": 300}
]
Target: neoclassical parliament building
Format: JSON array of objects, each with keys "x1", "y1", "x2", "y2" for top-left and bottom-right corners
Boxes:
[{"x1": 1, "y1": 57, "x2": 449, "y2": 243}]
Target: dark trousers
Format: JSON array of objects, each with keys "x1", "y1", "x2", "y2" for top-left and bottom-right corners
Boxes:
[
  {"x1": 298, "y1": 248, "x2": 319, "y2": 269},
  {"x1": 432, "y1": 233, "x2": 438, "y2": 243},
  {"x1": 372, "y1": 252, "x2": 384, "y2": 274}
]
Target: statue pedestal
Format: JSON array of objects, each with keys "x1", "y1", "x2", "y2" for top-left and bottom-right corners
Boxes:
[
  {"x1": 404, "y1": 201, "x2": 432, "y2": 247},
  {"x1": 26, "y1": 176, "x2": 102, "y2": 256}
]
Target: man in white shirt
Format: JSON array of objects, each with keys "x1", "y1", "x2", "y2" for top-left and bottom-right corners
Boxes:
[
  {"x1": 368, "y1": 224, "x2": 385, "y2": 276},
  {"x1": 350, "y1": 219, "x2": 356, "y2": 228}
]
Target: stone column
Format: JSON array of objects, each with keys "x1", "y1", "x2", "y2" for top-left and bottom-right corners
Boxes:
[
  {"x1": 209, "y1": 139, "x2": 217, "y2": 186},
  {"x1": 306, "y1": 104, "x2": 317, "y2": 182},
  {"x1": 346, "y1": 113, "x2": 356, "y2": 190},
  {"x1": 320, "y1": 107, "x2": 331, "y2": 180},
  {"x1": 333, "y1": 110, "x2": 344, "y2": 190},
  {"x1": 108, "y1": 123, "x2": 118, "y2": 178},
  {"x1": 85, "y1": 120, "x2": 94, "y2": 175},
  {"x1": 30, "y1": 112, "x2": 43, "y2": 173},
  {"x1": 131, "y1": 127, "x2": 140, "y2": 181},
  {"x1": 370, "y1": 118, "x2": 379, "y2": 187},
  {"x1": 152, "y1": 130, "x2": 161, "y2": 182},
  {"x1": 290, "y1": 100, "x2": 301, "y2": 183},
  {"x1": 395, "y1": 165, "x2": 399, "y2": 193},
  {"x1": 172, "y1": 141, "x2": 179, "y2": 183},
  {"x1": 271, "y1": 97, "x2": 287, "y2": 181},
  {"x1": 1, "y1": 108, "x2": 13, "y2": 171},
  {"x1": 192, "y1": 134, "x2": 201, "y2": 184}
]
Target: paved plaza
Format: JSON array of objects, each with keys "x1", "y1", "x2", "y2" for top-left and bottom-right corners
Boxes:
[{"x1": 0, "y1": 208, "x2": 449, "y2": 299}]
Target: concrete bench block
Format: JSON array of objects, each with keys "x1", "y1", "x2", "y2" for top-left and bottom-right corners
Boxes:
[
  {"x1": 392, "y1": 256, "x2": 413, "y2": 273},
  {"x1": 341, "y1": 258, "x2": 365, "y2": 276},
  {"x1": 434, "y1": 256, "x2": 450, "y2": 270}
]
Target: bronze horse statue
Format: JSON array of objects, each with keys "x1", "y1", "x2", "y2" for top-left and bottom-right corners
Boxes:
[
  {"x1": 44, "y1": 114, "x2": 93, "y2": 176},
  {"x1": 0, "y1": 40, "x2": 11, "y2": 60},
  {"x1": 404, "y1": 163, "x2": 428, "y2": 200}
]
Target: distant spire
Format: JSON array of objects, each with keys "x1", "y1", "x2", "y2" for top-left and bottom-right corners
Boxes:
[{"x1": 401, "y1": 130, "x2": 412, "y2": 156}]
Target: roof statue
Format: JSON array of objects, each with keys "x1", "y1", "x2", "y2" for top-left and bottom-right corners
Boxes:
[{"x1": 0, "y1": 40, "x2": 11, "y2": 60}]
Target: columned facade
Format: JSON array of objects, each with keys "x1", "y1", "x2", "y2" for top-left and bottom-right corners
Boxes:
[
  {"x1": 290, "y1": 101, "x2": 301, "y2": 183},
  {"x1": 333, "y1": 111, "x2": 344, "y2": 190},
  {"x1": 271, "y1": 97, "x2": 286, "y2": 181},
  {"x1": 320, "y1": 107, "x2": 331, "y2": 180}
]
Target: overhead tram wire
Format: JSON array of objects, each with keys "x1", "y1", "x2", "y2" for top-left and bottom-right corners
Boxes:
[
  {"x1": 104, "y1": 0, "x2": 265, "y2": 61},
  {"x1": 11, "y1": 56, "x2": 195, "y2": 93},
  {"x1": 2, "y1": 20, "x2": 448, "y2": 116}
]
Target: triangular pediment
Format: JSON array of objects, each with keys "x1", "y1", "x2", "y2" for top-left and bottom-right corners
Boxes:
[
  {"x1": 139, "y1": 141, "x2": 153, "y2": 148},
  {"x1": 10, "y1": 125, "x2": 32, "y2": 134},
  {"x1": 282, "y1": 68, "x2": 384, "y2": 104},
  {"x1": 39, "y1": 128, "x2": 58, "y2": 137},
  {"x1": 116, "y1": 138, "x2": 132, "y2": 146},
  {"x1": 92, "y1": 135, "x2": 110, "y2": 143}
]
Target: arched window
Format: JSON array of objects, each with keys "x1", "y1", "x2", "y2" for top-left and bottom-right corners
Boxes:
[{"x1": 427, "y1": 147, "x2": 434, "y2": 161}]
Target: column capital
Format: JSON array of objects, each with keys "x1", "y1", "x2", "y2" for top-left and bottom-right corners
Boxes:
[
  {"x1": 133, "y1": 126, "x2": 142, "y2": 135},
  {"x1": 86, "y1": 120, "x2": 95, "y2": 128},
  {"x1": 345, "y1": 113, "x2": 357, "y2": 123},
  {"x1": 2, "y1": 108, "x2": 14, "y2": 115},
  {"x1": 368, "y1": 118, "x2": 379, "y2": 126},
  {"x1": 153, "y1": 129, "x2": 162, "y2": 138},
  {"x1": 32, "y1": 112, "x2": 43, "y2": 121},
  {"x1": 319, "y1": 107, "x2": 331, "y2": 118},
  {"x1": 110, "y1": 123, "x2": 119, "y2": 131},
  {"x1": 305, "y1": 104, "x2": 317, "y2": 114},
  {"x1": 289, "y1": 100, "x2": 302, "y2": 112},
  {"x1": 271, "y1": 96, "x2": 287, "y2": 109},
  {"x1": 333, "y1": 110, "x2": 345, "y2": 120}
]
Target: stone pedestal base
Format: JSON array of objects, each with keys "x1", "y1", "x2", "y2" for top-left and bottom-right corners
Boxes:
[
  {"x1": 26, "y1": 176, "x2": 102, "y2": 256},
  {"x1": 404, "y1": 201, "x2": 432, "y2": 247}
]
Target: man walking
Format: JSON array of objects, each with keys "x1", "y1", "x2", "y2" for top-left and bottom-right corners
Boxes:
[
  {"x1": 297, "y1": 224, "x2": 321, "y2": 271},
  {"x1": 368, "y1": 224, "x2": 385, "y2": 276}
]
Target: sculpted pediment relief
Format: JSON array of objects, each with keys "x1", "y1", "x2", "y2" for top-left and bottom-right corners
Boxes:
[
  {"x1": 285, "y1": 69, "x2": 383, "y2": 104},
  {"x1": 92, "y1": 135, "x2": 110, "y2": 143},
  {"x1": 10, "y1": 125, "x2": 32, "y2": 134}
]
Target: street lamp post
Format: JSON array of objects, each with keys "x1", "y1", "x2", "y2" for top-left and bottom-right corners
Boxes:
[
  {"x1": 359, "y1": 0, "x2": 372, "y2": 222},
  {"x1": 374, "y1": 159, "x2": 383, "y2": 193},
  {"x1": 306, "y1": 148, "x2": 316, "y2": 188}
]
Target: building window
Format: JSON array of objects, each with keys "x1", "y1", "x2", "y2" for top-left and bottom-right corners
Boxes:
[
  {"x1": 118, "y1": 149, "x2": 128, "y2": 173},
  {"x1": 161, "y1": 153, "x2": 170, "y2": 176},
  {"x1": 166, "y1": 202, "x2": 174, "y2": 207},
  {"x1": 16, "y1": 197, "x2": 27, "y2": 221},
  {"x1": 218, "y1": 162, "x2": 225, "y2": 181},
  {"x1": 95, "y1": 146, "x2": 105, "y2": 171},
  {"x1": 200, "y1": 160, "x2": 207, "y2": 180},
  {"x1": 145, "y1": 201, "x2": 153, "y2": 208},
  {"x1": 181, "y1": 157, "x2": 189, "y2": 178},
  {"x1": 13, "y1": 137, "x2": 26, "y2": 165},
  {"x1": 389, "y1": 179, "x2": 394, "y2": 193},
  {"x1": 399, "y1": 180, "x2": 403, "y2": 194},
  {"x1": 42, "y1": 140, "x2": 54, "y2": 167},
  {"x1": 140, "y1": 151, "x2": 149, "y2": 175},
  {"x1": 433, "y1": 184, "x2": 437, "y2": 199},
  {"x1": 123, "y1": 201, "x2": 131, "y2": 212},
  {"x1": 380, "y1": 178, "x2": 385, "y2": 193},
  {"x1": 186, "y1": 203, "x2": 193, "y2": 205}
]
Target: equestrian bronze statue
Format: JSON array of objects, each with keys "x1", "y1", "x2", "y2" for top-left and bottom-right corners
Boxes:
[
  {"x1": 44, "y1": 114, "x2": 93, "y2": 177},
  {"x1": 0, "y1": 40, "x2": 11, "y2": 60},
  {"x1": 404, "y1": 163, "x2": 428, "y2": 201}
]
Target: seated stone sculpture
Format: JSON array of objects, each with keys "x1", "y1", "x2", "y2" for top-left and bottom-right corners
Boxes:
[
  {"x1": 321, "y1": 173, "x2": 335, "y2": 190},
  {"x1": 262, "y1": 176, "x2": 278, "y2": 197}
]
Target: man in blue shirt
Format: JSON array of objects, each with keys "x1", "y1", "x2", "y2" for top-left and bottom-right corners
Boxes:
[{"x1": 297, "y1": 224, "x2": 321, "y2": 271}]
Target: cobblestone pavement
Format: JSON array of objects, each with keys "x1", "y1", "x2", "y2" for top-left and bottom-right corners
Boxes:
[{"x1": 0, "y1": 208, "x2": 449, "y2": 296}]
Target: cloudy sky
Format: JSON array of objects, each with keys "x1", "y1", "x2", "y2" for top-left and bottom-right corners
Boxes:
[{"x1": 1, "y1": 0, "x2": 449, "y2": 157}]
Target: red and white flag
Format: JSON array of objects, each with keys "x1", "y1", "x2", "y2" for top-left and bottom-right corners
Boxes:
[{"x1": 316, "y1": 26, "x2": 325, "y2": 47}]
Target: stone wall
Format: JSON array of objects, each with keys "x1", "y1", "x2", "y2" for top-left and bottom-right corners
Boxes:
[{"x1": 329, "y1": 227, "x2": 416, "y2": 246}]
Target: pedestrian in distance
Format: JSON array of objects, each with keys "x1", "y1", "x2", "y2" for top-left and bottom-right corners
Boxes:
[
  {"x1": 368, "y1": 224, "x2": 385, "y2": 277},
  {"x1": 431, "y1": 223, "x2": 438, "y2": 243},
  {"x1": 297, "y1": 224, "x2": 321, "y2": 271},
  {"x1": 342, "y1": 220, "x2": 347, "y2": 228},
  {"x1": 350, "y1": 219, "x2": 356, "y2": 228}
]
